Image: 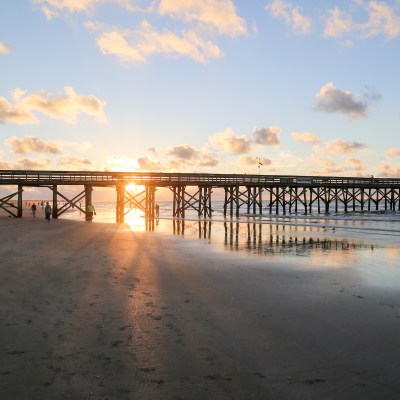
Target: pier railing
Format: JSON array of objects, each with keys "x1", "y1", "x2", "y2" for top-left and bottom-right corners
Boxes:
[{"x1": 1, "y1": 170, "x2": 399, "y2": 187}]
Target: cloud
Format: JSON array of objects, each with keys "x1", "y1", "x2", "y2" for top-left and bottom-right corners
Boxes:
[
  {"x1": 0, "y1": 41, "x2": 10, "y2": 55},
  {"x1": 210, "y1": 128, "x2": 253, "y2": 154},
  {"x1": 157, "y1": 0, "x2": 247, "y2": 37},
  {"x1": 308, "y1": 155, "x2": 344, "y2": 175},
  {"x1": 346, "y1": 157, "x2": 365, "y2": 171},
  {"x1": 96, "y1": 21, "x2": 223, "y2": 64},
  {"x1": 104, "y1": 155, "x2": 138, "y2": 171},
  {"x1": 290, "y1": 131, "x2": 320, "y2": 144},
  {"x1": 13, "y1": 157, "x2": 51, "y2": 170},
  {"x1": 240, "y1": 155, "x2": 272, "y2": 167},
  {"x1": 57, "y1": 155, "x2": 92, "y2": 169},
  {"x1": 0, "y1": 159, "x2": 10, "y2": 169},
  {"x1": 198, "y1": 152, "x2": 220, "y2": 167},
  {"x1": 361, "y1": 0, "x2": 400, "y2": 39},
  {"x1": 266, "y1": 0, "x2": 312, "y2": 35},
  {"x1": 324, "y1": 1, "x2": 400, "y2": 41},
  {"x1": 324, "y1": 7, "x2": 353, "y2": 38},
  {"x1": 314, "y1": 82, "x2": 373, "y2": 118},
  {"x1": 5, "y1": 135, "x2": 62, "y2": 155},
  {"x1": 0, "y1": 87, "x2": 107, "y2": 124},
  {"x1": 386, "y1": 147, "x2": 400, "y2": 157},
  {"x1": 252, "y1": 127, "x2": 281, "y2": 146},
  {"x1": 136, "y1": 155, "x2": 162, "y2": 171},
  {"x1": 167, "y1": 144, "x2": 199, "y2": 160},
  {"x1": 33, "y1": 0, "x2": 140, "y2": 19},
  {"x1": 326, "y1": 139, "x2": 367, "y2": 154},
  {"x1": 378, "y1": 164, "x2": 400, "y2": 177}
]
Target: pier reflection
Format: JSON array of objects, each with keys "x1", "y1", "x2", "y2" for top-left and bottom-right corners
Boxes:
[
  {"x1": 222, "y1": 221, "x2": 374, "y2": 256},
  {"x1": 166, "y1": 219, "x2": 376, "y2": 259}
]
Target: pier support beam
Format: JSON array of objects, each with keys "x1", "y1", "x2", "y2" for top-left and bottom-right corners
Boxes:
[
  {"x1": 17, "y1": 185, "x2": 23, "y2": 217},
  {"x1": 116, "y1": 184, "x2": 125, "y2": 223},
  {"x1": 52, "y1": 185, "x2": 58, "y2": 219},
  {"x1": 84, "y1": 185, "x2": 92, "y2": 221}
]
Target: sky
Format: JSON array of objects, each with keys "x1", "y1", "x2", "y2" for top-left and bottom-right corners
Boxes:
[{"x1": 1, "y1": 0, "x2": 400, "y2": 180}]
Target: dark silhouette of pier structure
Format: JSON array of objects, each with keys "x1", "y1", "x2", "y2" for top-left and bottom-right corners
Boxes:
[{"x1": 0, "y1": 170, "x2": 399, "y2": 223}]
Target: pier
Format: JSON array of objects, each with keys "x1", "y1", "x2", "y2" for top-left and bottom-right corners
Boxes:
[{"x1": 0, "y1": 170, "x2": 399, "y2": 222}]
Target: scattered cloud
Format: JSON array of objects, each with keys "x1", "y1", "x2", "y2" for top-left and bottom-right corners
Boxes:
[
  {"x1": 57, "y1": 155, "x2": 92, "y2": 169},
  {"x1": 326, "y1": 139, "x2": 367, "y2": 154},
  {"x1": 198, "y1": 152, "x2": 220, "y2": 167},
  {"x1": 346, "y1": 157, "x2": 365, "y2": 171},
  {"x1": 0, "y1": 87, "x2": 107, "y2": 124},
  {"x1": 386, "y1": 147, "x2": 400, "y2": 157},
  {"x1": 33, "y1": 0, "x2": 141, "y2": 19},
  {"x1": 210, "y1": 128, "x2": 253, "y2": 154},
  {"x1": 167, "y1": 144, "x2": 199, "y2": 160},
  {"x1": 361, "y1": 0, "x2": 400, "y2": 39},
  {"x1": 266, "y1": 0, "x2": 312, "y2": 35},
  {"x1": 104, "y1": 155, "x2": 138, "y2": 171},
  {"x1": 252, "y1": 127, "x2": 281, "y2": 146},
  {"x1": 314, "y1": 82, "x2": 373, "y2": 118},
  {"x1": 308, "y1": 155, "x2": 344, "y2": 175},
  {"x1": 0, "y1": 159, "x2": 10, "y2": 168},
  {"x1": 324, "y1": 1, "x2": 400, "y2": 41},
  {"x1": 96, "y1": 21, "x2": 223, "y2": 64},
  {"x1": 5, "y1": 135, "x2": 62, "y2": 155},
  {"x1": 136, "y1": 155, "x2": 162, "y2": 171},
  {"x1": 0, "y1": 41, "x2": 10, "y2": 54},
  {"x1": 379, "y1": 164, "x2": 400, "y2": 177},
  {"x1": 157, "y1": 0, "x2": 247, "y2": 37},
  {"x1": 324, "y1": 7, "x2": 353, "y2": 38},
  {"x1": 13, "y1": 156, "x2": 51, "y2": 170},
  {"x1": 290, "y1": 131, "x2": 320, "y2": 144},
  {"x1": 240, "y1": 155, "x2": 272, "y2": 167}
]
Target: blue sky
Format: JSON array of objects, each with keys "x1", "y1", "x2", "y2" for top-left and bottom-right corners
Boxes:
[{"x1": 1, "y1": 0, "x2": 399, "y2": 178}]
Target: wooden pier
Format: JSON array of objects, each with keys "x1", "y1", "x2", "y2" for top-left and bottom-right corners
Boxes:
[{"x1": 0, "y1": 170, "x2": 399, "y2": 222}]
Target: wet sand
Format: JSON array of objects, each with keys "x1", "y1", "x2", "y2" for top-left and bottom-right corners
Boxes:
[{"x1": 1, "y1": 217, "x2": 400, "y2": 400}]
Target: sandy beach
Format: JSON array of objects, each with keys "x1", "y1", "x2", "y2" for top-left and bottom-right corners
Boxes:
[{"x1": 1, "y1": 216, "x2": 400, "y2": 400}]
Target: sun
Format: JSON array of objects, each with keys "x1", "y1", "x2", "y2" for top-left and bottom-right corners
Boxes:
[{"x1": 125, "y1": 183, "x2": 145, "y2": 193}]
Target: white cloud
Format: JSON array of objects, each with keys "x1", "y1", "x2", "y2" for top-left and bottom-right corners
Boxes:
[
  {"x1": 324, "y1": 7, "x2": 353, "y2": 38},
  {"x1": 324, "y1": 1, "x2": 400, "y2": 41},
  {"x1": 57, "y1": 155, "x2": 92, "y2": 169},
  {"x1": 13, "y1": 156, "x2": 51, "y2": 170},
  {"x1": 379, "y1": 164, "x2": 400, "y2": 177},
  {"x1": 137, "y1": 155, "x2": 162, "y2": 171},
  {"x1": 290, "y1": 131, "x2": 320, "y2": 144},
  {"x1": 386, "y1": 147, "x2": 400, "y2": 157},
  {"x1": 96, "y1": 21, "x2": 223, "y2": 64},
  {"x1": 33, "y1": 0, "x2": 140, "y2": 19},
  {"x1": 252, "y1": 126, "x2": 281, "y2": 146},
  {"x1": 266, "y1": 0, "x2": 312, "y2": 35},
  {"x1": 346, "y1": 157, "x2": 365, "y2": 171},
  {"x1": 0, "y1": 87, "x2": 107, "y2": 124},
  {"x1": 0, "y1": 41, "x2": 10, "y2": 55},
  {"x1": 314, "y1": 82, "x2": 373, "y2": 118},
  {"x1": 5, "y1": 135, "x2": 62, "y2": 155},
  {"x1": 362, "y1": 0, "x2": 400, "y2": 39},
  {"x1": 158, "y1": 0, "x2": 248, "y2": 37},
  {"x1": 210, "y1": 128, "x2": 253, "y2": 154},
  {"x1": 326, "y1": 139, "x2": 367, "y2": 154}
]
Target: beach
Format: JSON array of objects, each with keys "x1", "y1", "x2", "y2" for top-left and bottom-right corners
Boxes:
[{"x1": 1, "y1": 216, "x2": 400, "y2": 400}]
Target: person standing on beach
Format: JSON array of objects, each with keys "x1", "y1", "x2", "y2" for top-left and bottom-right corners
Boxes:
[
  {"x1": 86, "y1": 202, "x2": 96, "y2": 222},
  {"x1": 31, "y1": 203, "x2": 37, "y2": 217},
  {"x1": 44, "y1": 202, "x2": 51, "y2": 222}
]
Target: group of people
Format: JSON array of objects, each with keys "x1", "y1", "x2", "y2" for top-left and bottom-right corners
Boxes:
[{"x1": 28, "y1": 201, "x2": 96, "y2": 222}]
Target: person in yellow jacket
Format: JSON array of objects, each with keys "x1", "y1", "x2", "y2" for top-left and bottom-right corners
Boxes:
[{"x1": 86, "y1": 202, "x2": 96, "y2": 222}]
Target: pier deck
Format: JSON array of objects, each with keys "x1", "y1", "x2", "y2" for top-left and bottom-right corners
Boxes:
[{"x1": 1, "y1": 170, "x2": 399, "y2": 222}]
